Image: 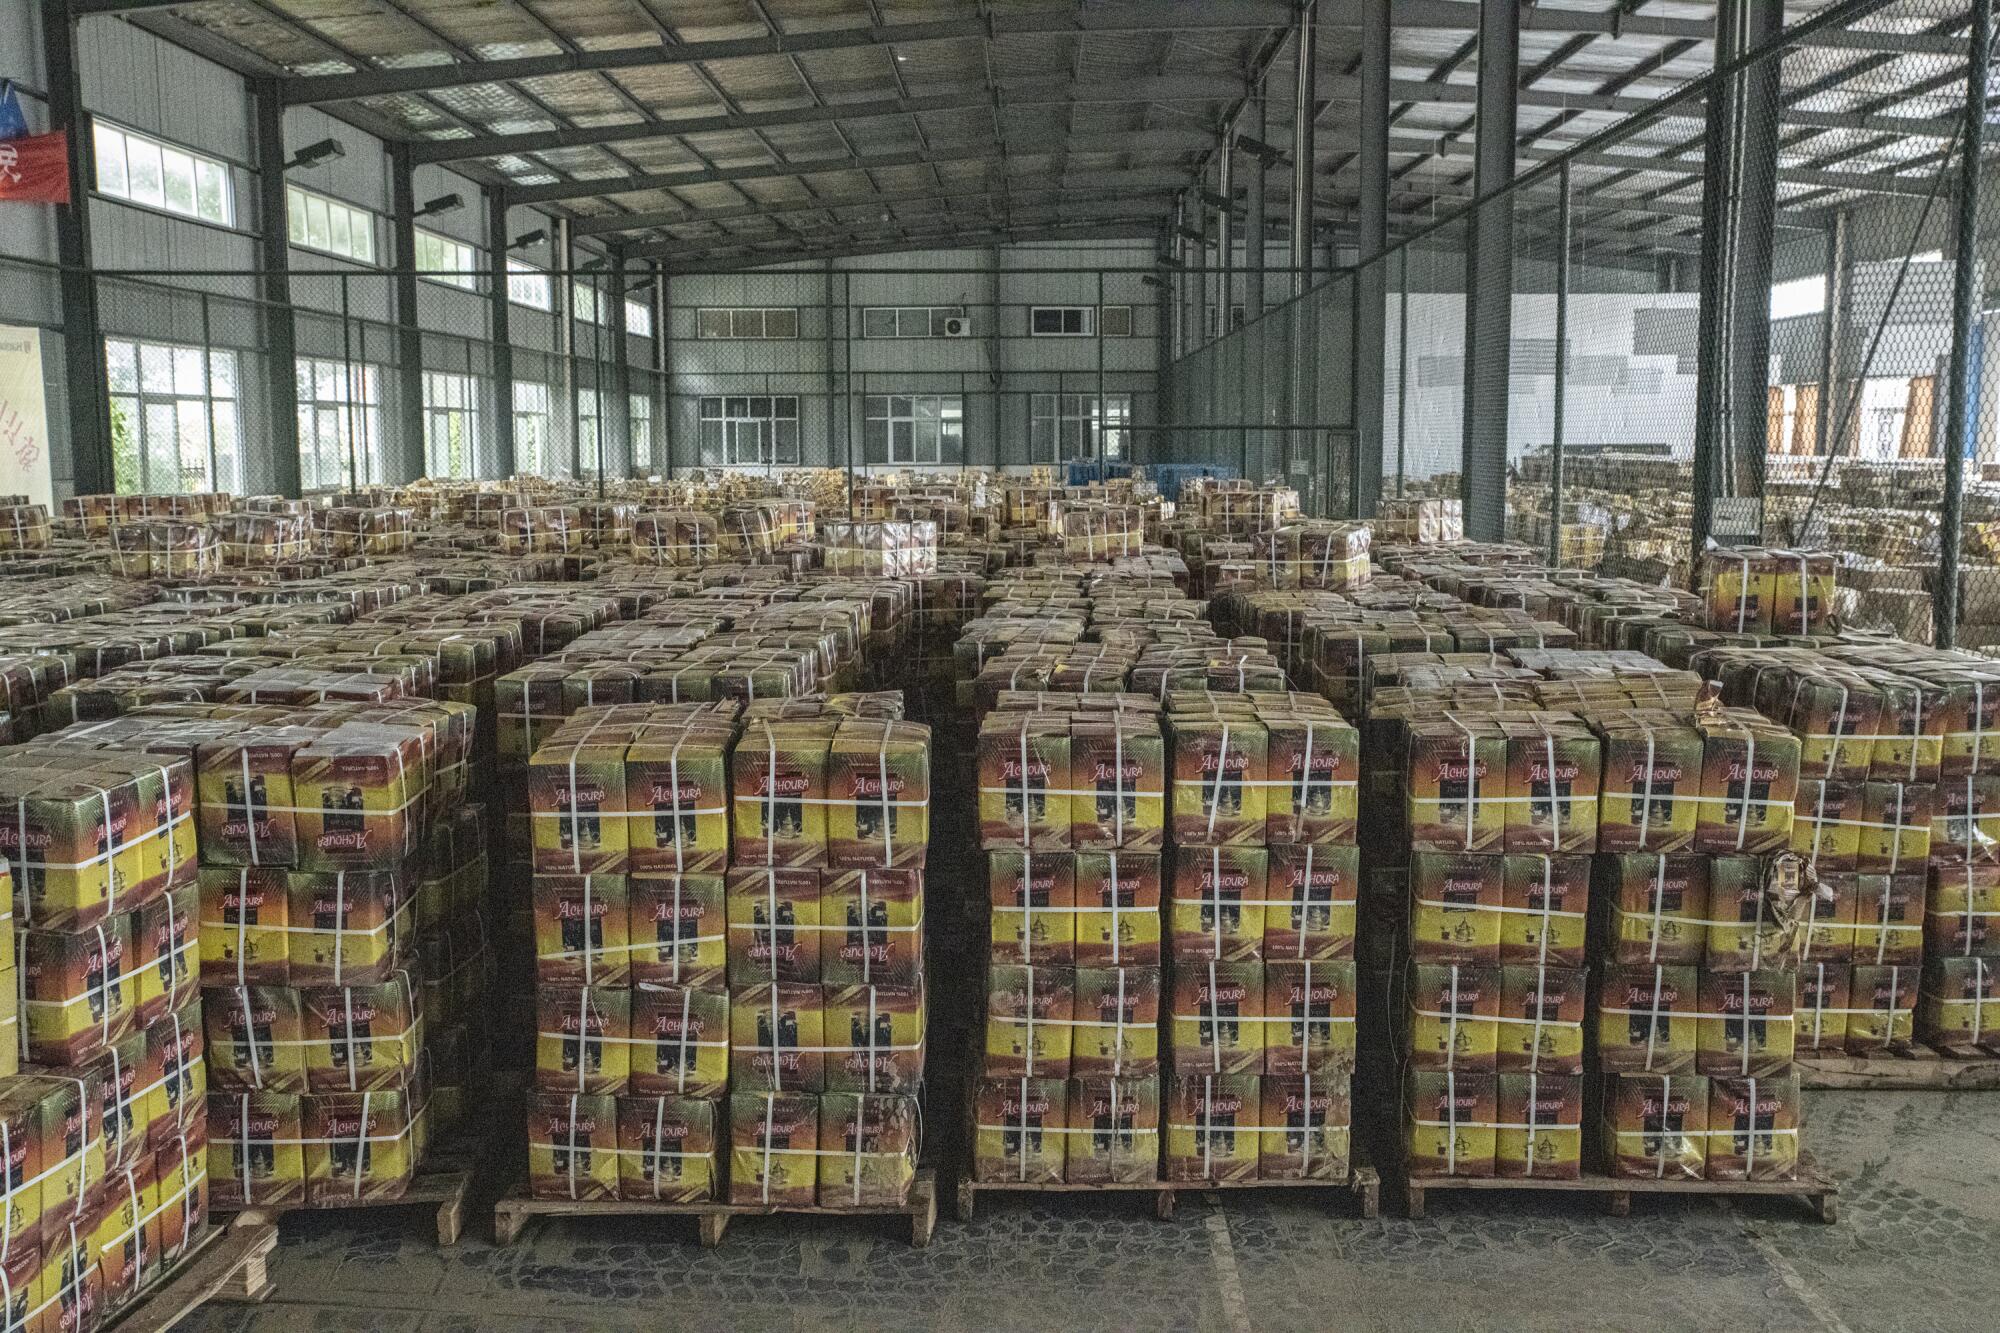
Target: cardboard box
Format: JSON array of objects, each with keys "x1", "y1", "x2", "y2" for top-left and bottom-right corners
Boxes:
[
  {"x1": 1169, "y1": 959, "x2": 1265, "y2": 1076},
  {"x1": 1599, "y1": 854, "x2": 1709, "y2": 966},
  {"x1": 728, "y1": 1091, "x2": 817, "y2": 1207},
  {"x1": 305, "y1": 1080, "x2": 427, "y2": 1204},
  {"x1": 204, "y1": 984, "x2": 305, "y2": 1093},
  {"x1": 1798, "y1": 871, "x2": 1860, "y2": 966},
  {"x1": 1067, "y1": 1076, "x2": 1160, "y2": 1184},
  {"x1": 77, "y1": 1030, "x2": 148, "y2": 1174},
  {"x1": 972, "y1": 1076, "x2": 1067, "y2": 1184},
  {"x1": 0, "y1": 1082, "x2": 40, "y2": 1246},
  {"x1": 1920, "y1": 955, "x2": 2000, "y2": 1046},
  {"x1": 726, "y1": 867, "x2": 822, "y2": 986},
  {"x1": 989, "y1": 851, "x2": 1076, "y2": 967},
  {"x1": 1070, "y1": 721, "x2": 1166, "y2": 851},
  {"x1": 1263, "y1": 714, "x2": 1359, "y2": 846},
  {"x1": 1705, "y1": 1072, "x2": 1801, "y2": 1181},
  {"x1": 1258, "y1": 1073, "x2": 1349, "y2": 1180},
  {"x1": 158, "y1": 1114, "x2": 214, "y2": 1263},
  {"x1": 984, "y1": 964, "x2": 1071, "y2": 1080},
  {"x1": 293, "y1": 727, "x2": 424, "y2": 870},
  {"x1": 1502, "y1": 715, "x2": 1601, "y2": 853},
  {"x1": 1500, "y1": 854, "x2": 1588, "y2": 968},
  {"x1": 730, "y1": 982, "x2": 825, "y2": 1092},
  {"x1": 535, "y1": 985, "x2": 631, "y2": 1095},
  {"x1": 1593, "y1": 715, "x2": 1702, "y2": 854},
  {"x1": 1496, "y1": 965, "x2": 1585, "y2": 1075},
  {"x1": 1495, "y1": 1071, "x2": 1582, "y2": 1179},
  {"x1": 22, "y1": 915, "x2": 139, "y2": 1065},
  {"x1": 283, "y1": 871, "x2": 405, "y2": 988},
  {"x1": 527, "y1": 1091, "x2": 618, "y2": 1201},
  {"x1": 1167, "y1": 716, "x2": 1268, "y2": 847},
  {"x1": 1601, "y1": 1072, "x2": 1709, "y2": 1180},
  {"x1": 627, "y1": 873, "x2": 727, "y2": 989},
  {"x1": 732, "y1": 721, "x2": 836, "y2": 868},
  {"x1": 1405, "y1": 716, "x2": 1506, "y2": 853},
  {"x1": 824, "y1": 983, "x2": 925, "y2": 1092},
  {"x1": 1926, "y1": 863, "x2": 2000, "y2": 959},
  {"x1": 90, "y1": 1154, "x2": 156, "y2": 1312},
  {"x1": 1853, "y1": 873, "x2": 1924, "y2": 966},
  {"x1": 1164, "y1": 1074, "x2": 1261, "y2": 1183},
  {"x1": 616, "y1": 1094, "x2": 719, "y2": 1203},
  {"x1": 18, "y1": 1073, "x2": 104, "y2": 1246},
  {"x1": 528, "y1": 720, "x2": 629, "y2": 875},
  {"x1": 1407, "y1": 852, "x2": 1503, "y2": 965},
  {"x1": 1791, "y1": 780, "x2": 1861, "y2": 873},
  {"x1": 1797, "y1": 961, "x2": 1851, "y2": 1054},
  {"x1": 821, "y1": 868, "x2": 924, "y2": 986},
  {"x1": 1167, "y1": 846, "x2": 1268, "y2": 963},
  {"x1": 303, "y1": 974, "x2": 421, "y2": 1093},
  {"x1": 1696, "y1": 970, "x2": 1796, "y2": 1077},
  {"x1": 1403, "y1": 1070, "x2": 1496, "y2": 1178},
  {"x1": 1405, "y1": 962, "x2": 1499, "y2": 1072},
  {"x1": 817, "y1": 1092, "x2": 919, "y2": 1206},
  {"x1": 826, "y1": 721, "x2": 931, "y2": 870},
  {"x1": 1074, "y1": 853, "x2": 1162, "y2": 968},
  {"x1": 1594, "y1": 963, "x2": 1699, "y2": 1074},
  {"x1": 1695, "y1": 710, "x2": 1800, "y2": 855},
  {"x1": 627, "y1": 984, "x2": 729, "y2": 1098},
  {"x1": 622, "y1": 719, "x2": 732, "y2": 875},
  {"x1": 533, "y1": 874, "x2": 631, "y2": 988},
  {"x1": 1263, "y1": 960, "x2": 1356, "y2": 1077},
  {"x1": 977, "y1": 716, "x2": 1071, "y2": 850},
  {"x1": 1847, "y1": 963, "x2": 1917, "y2": 1053},
  {"x1": 32, "y1": 1208, "x2": 102, "y2": 1333},
  {"x1": 1262, "y1": 844, "x2": 1358, "y2": 963},
  {"x1": 1703, "y1": 855, "x2": 1794, "y2": 971},
  {"x1": 1857, "y1": 781, "x2": 1933, "y2": 874},
  {"x1": 145, "y1": 998, "x2": 205, "y2": 1152},
  {"x1": 195, "y1": 736, "x2": 303, "y2": 868},
  {"x1": 205, "y1": 1091, "x2": 304, "y2": 1208}
]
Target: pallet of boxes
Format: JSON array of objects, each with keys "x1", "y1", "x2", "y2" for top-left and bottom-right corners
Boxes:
[
  {"x1": 1371, "y1": 548, "x2": 1840, "y2": 1220},
  {"x1": 503, "y1": 688, "x2": 939, "y2": 1246},
  {"x1": 0, "y1": 717, "x2": 279, "y2": 1330}
]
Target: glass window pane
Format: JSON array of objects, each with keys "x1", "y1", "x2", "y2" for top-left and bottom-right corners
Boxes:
[
  {"x1": 1032, "y1": 308, "x2": 1061, "y2": 335},
  {"x1": 731, "y1": 309, "x2": 760, "y2": 338},
  {"x1": 698, "y1": 310, "x2": 729, "y2": 339},
  {"x1": 94, "y1": 126, "x2": 127, "y2": 198},
  {"x1": 210, "y1": 353, "x2": 236, "y2": 399},
  {"x1": 766, "y1": 308, "x2": 797, "y2": 338},
  {"x1": 287, "y1": 187, "x2": 306, "y2": 244},
  {"x1": 172, "y1": 347, "x2": 203, "y2": 396},
  {"x1": 352, "y1": 211, "x2": 373, "y2": 262},
  {"x1": 139, "y1": 343, "x2": 175, "y2": 394},
  {"x1": 777, "y1": 397, "x2": 798, "y2": 420},
  {"x1": 329, "y1": 205, "x2": 351, "y2": 255},
  {"x1": 862, "y1": 309, "x2": 894, "y2": 339},
  {"x1": 890, "y1": 396, "x2": 912, "y2": 419},
  {"x1": 750, "y1": 397, "x2": 771, "y2": 419},
  {"x1": 891, "y1": 420, "x2": 913, "y2": 462},
  {"x1": 105, "y1": 341, "x2": 137, "y2": 393},
  {"x1": 160, "y1": 148, "x2": 195, "y2": 214},
  {"x1": 126, "y1": 137, "x2": 163, "y2": 207},
  {"x1": 306, "y1": 196, "x2": 330, "y2": 251},
  {"x1": 195, "y1": 160, "x2": 227, "y2": 223}
]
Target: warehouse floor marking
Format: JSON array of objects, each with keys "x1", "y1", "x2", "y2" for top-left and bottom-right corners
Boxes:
[
  {"x1": 1203, "y1": 1204, "x2": 1255, "y2": 1333},
  {"x1": 1728, "y1": 1202, "x2": 1853, "y2": 1333}
]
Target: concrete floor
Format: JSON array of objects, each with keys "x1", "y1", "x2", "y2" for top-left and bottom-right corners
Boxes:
[{"x1": 180, "y1": 1089, "x2": 1996, "y2": 1333}]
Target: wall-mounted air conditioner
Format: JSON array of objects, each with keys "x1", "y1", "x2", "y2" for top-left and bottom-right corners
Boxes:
[{"x1": 942, "y1": 315, "x2": 972, "y2": 337}]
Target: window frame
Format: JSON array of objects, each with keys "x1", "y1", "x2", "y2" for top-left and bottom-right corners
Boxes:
[
  {"x1": 1030, "y1": 391, "x2": 1132, "y2": 463},
  {"x1": 414, "y1": 227, "x2": 479, "y2": 292},
  {"x1": 512, "y1": 380, "x2": 555, "y2": 478},
  {"x1": 92, "y1": 120, "x2": 236, "y2": 228},
  {"x1": 1030, "y1": 306, "x2": 1095, "y2": 337},
  {"x1": 862, "y1": 393, "x2": 963, "y2": 465},
  {"x1": 694, "y1": 307, "x2": 800, "y2": 340},
  {"x1": 859, "y1": 306, "x2": 965, "y2": 339},
  {"x1": 507, "y1": 258, "x2": 553, "y2": 311},
  {"x1": 287, "y1": 184, "x2": 377, "y2": 265},
  {"x1": 105, "y1": 335, "x2": 243, "y2": 494},
  {"x1": 421, "y1": 369, "x2": 481, "y2": 479},
  {"x1": 630, "y1": 392, "x2": 655, "y2": 472},
  {"x1": 698, "y1": 395, "x2": 801, "y2": 467},
  {"x1": 294, "y1": 355, "x2": 383, "y2": 493}
]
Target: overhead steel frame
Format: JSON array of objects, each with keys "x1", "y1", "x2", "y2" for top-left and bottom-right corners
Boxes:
[
  {"x1": 41, "y1": 0, "x2": 114, "y2": 496},
  {"x1": 1460, "y1": 0, "x2": 1519, "y2": 542},
  {"x1": 1352, "y1": 0, "x2": 1390, "y2": 519},
  {"x1": 389, "y1": 142, "x2": 426, "y2": 486},
  {"x1": 487, "y1": 191, "x2": 517, "y2": 478},
  {"x1": 1286, "y1": 0, "x2": 1319, "y2": 485}
]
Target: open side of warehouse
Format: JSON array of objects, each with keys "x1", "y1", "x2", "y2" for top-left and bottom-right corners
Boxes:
[{"x1": 1, "y1": 0, "x2": 1999, "y2": 1331}]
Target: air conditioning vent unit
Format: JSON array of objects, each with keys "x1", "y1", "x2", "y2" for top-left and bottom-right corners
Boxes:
[{"x1": 942, "y1": 315, "x2": 972, "y2": 337}]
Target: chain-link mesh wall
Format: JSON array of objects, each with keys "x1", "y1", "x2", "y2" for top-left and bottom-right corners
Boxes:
[{"x1": 1163, "y1": 0, "x2": 1996, "y2": 647}]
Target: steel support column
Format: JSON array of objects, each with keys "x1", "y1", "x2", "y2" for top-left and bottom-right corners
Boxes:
[
  {"x1": 556, "y1": 219, "x2": 576, "y2": 477},
  {"x1": 1353, "y1": 0, "x2": 1390, "y2": 517},
  {"x1": 609, "y1": 252, "x2": 631, "y2": 487},
  {"x1": 1218, "y1": 130, "x2": 1235, "y2": 338},
  {"x1": 1290, "y1": 0, "x2": 1317, "y2": 299},
  {"x1": 256, "y1": 81, "x2": 303, "y2": 496},
  {"x1": 1692, "y1": 0, "x2": 1783, "y2": 554},
  {"x1": 1936, "y1": 0, "x2": 1993, "y2": 649},
  {"x1": 43, "y1": 0, "x2": 113, "y2": 497},
  {"x1": 1824, "y1": 211, "x2": 1852, "y2": 458},
  {"x1": 1190, "y1": 191, "x2": 1208, "y2": 351},
  {"x1": 487, "y1": 191, "x2": 517, "y2": 478},
  {"x1": 1550, "y1": 161, "x2": 1572, "y2": 566},
  {"x1": 1245, "y1": 81, "x2": 1268, "y2": 325},
  {"x1": 389, "y1": 143, "x2": 424, "y2": 484},
  {"x1": 657, "y1": 268, "x2": 673, "y2": 477},
  {"x1": 1460, "y1": 0, "x2": 1518, "y2": 541}
]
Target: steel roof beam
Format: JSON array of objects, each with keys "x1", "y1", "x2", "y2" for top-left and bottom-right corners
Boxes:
[
  {"x1": 1385, "y1": 133, "x2": 1949, "y2": 197},
  {"x1": 407, "y1": 77, "x2": 1248, "y2": 165}
]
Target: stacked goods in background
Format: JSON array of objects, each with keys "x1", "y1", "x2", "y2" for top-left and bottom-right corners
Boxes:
[
  {"x1": 1345, "y1": 544, "x2": 1822, "y2": 1185},
  {"x1": 517, "y1": 545, "x2": 937, "y2": 1210}
]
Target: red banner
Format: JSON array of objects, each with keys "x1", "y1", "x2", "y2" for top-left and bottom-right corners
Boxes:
[{"x1": 0, "y1": 130, "x2": 70, "y2": 205}]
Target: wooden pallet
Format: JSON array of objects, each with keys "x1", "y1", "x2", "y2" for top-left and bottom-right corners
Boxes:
[
  {"x1": 1799, "y1": 1043, "x2": 2000, "y2": 1090},
  {"x1": 214, "y1": 1161, "x2": 474, "y2": 1246},
  {"x1": 955, "y1": 1158, "x2": 1381, "y2": 1222},
  {"x1": 1396, "y1": 1152, "x2": 1839, "y2": 1224},
  {"x1": 491, "y1": 1167, "x2": 938, "y2": 1248},
  {"x1": 102, "y1": 1215, "x2": 279, "y2": 1332}
]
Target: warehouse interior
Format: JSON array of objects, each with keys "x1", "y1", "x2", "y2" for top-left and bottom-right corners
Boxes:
[{"x1": 2, "y1": 0, "x2": 1998, "y2": 1329}]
